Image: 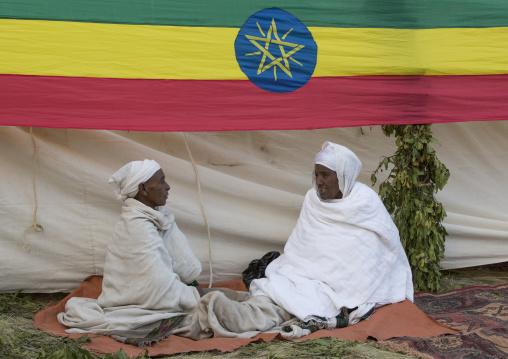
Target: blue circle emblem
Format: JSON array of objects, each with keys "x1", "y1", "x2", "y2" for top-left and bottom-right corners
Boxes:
[{"x1": 235, "y1": 8, "x2": 317, "y2": 93}]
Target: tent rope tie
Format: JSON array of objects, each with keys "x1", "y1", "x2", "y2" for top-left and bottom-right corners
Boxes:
[
  {"x1": 183, "y1": 133, "x2": 213, "y2": 288},
  {"x1": 22, "y1": 127, "x2": 43, "y2": 253}
]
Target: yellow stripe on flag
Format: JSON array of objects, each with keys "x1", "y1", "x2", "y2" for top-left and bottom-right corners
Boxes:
[{"x1": 1, "y1": 19, "x2": 508, "y2": 79}]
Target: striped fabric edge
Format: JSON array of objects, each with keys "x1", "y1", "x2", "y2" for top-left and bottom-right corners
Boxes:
[
  {"x1": 2, "y1": 19, "x2": 508, "y2": 79},
  {"x1": 2, "y1": 0, "x2": 508, "y2": 29},
  {"x1": 1, "y1": 74, "x2": 507, "y2": 132}
]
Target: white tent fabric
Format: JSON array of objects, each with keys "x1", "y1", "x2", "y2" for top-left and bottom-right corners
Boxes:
[{"x1": 1, "y1": 122, "x2": 507, "y2": 293}]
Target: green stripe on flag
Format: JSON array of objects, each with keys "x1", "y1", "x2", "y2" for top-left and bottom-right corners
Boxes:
[{"x1": 2, "y1": 0, "x2": 508, "y2": 28}]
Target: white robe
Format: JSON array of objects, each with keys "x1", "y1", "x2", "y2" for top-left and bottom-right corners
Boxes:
[
  {"x1": 250, "y1": 183, "x2": 414, "y2": 322},
  {"x1": 58, "y1": 198, "x2": 202, "y2": 336}
]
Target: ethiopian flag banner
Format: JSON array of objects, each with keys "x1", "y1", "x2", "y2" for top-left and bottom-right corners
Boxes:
[{"x1": 1, "y1": 0, "x2": 508, "y2": 131}]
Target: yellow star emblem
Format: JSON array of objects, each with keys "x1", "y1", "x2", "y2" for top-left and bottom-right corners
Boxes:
[{"x1": 244, "y1": 18, "x2": 305, "y2": 81}]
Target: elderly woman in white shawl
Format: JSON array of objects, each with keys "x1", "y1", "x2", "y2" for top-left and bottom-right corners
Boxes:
[
  {"x1": 249, "y1": 141, "x2": 413, "y2": 334},
  {"x1": 58, "y1": 160, "x2": 204, "y2": 345},
  {"x1": 200, "y1": 142, "x2": 413, "y2": 339}
]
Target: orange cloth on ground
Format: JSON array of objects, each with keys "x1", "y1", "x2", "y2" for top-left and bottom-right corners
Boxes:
[{"x1": 34, "y1": 275, "x2": 457, "y2": 357}]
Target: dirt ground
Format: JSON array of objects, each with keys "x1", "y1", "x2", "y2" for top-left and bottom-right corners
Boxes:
[{"x1": 1, "y1": 262, "x2": 507, "y2": 359}]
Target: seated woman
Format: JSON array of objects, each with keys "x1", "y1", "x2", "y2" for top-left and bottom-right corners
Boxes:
[
  {"x1": 199, "y1": 142, "x2": 413, "y2": 338},
  {"x1": 58, "y1": 160, "x2": 205, "y2": 345},
  {"x1": 59, "y1": 144, "x2": 414, "y2": 342}
]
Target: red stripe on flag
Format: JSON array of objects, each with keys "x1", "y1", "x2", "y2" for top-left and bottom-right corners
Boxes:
[{"x1": 1, "y1": 74, "x2": 507, "y2": 131}]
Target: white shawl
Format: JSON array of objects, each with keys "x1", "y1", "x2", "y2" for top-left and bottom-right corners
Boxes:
[
  {"x1": 250, "y1": 177, "x2": 413, "y2": 322},
  {"x1": 58, "y1": 199, "x2": 202, "y2": 335}
]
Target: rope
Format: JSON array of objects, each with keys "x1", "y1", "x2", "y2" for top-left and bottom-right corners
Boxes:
[
  {"x1": 22, "y1": 127, "x2": 43, "y2": 253},
  {"x1": 183, "y1": 133, "x2": 214, "y2": 288}
]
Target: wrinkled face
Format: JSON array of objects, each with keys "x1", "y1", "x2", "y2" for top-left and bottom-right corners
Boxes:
[
  {"x1": 138, "y1": 169, "x2": 170, "y2": 209},
  {"x1": 315, "y1": 164, "x2": 342, "y2": 200}
]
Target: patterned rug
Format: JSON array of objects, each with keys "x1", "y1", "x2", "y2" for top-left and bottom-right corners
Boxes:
[{"x1": 385, "y1": 283, "x2": 508, "y2": 359}]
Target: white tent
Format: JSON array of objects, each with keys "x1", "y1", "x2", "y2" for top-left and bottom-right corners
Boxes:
[{"x1": 1, "y1": 121, "x2": 507, "y2": 293}]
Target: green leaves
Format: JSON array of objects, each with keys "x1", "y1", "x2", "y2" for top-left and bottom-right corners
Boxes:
[
  {"x1": 293, "y1": 338, "x2": 358, "y2": 358},
  {"x1": 372, "y1": 124, "x2": 449, "y2": 292},
  {"x1": 0, "y1": 291, "x2": 41, "y2": 316},
  {"x1": 34, "y1": 337, "x2": 149, "y2": 359},
  {"x1": 383, "y1": 157, "x2": 389, "y2": 169},
  {"x1": 36, "y1": 338, "x2": 96, "y2": 359}
]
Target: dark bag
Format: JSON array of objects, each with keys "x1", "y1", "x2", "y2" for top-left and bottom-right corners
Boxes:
[{"x1": 242, "y1": 251, "x2": 281, "y2": 289}]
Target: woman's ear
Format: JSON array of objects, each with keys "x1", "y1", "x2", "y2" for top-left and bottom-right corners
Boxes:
[{"x1": 138, "y1": 182, "x2": 147, "y2": 196}]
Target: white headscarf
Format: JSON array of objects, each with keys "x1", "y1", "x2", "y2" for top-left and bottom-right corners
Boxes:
[
  {"x1": 313, "y1": 142, "x2": 362, "y2": 199},
  {"x1": 108, "y1": 160, "x2": 161, "y2": 201}
]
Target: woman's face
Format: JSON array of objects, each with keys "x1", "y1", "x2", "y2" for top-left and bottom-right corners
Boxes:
[
  {"x1": 139, "y1": 169, "x2": 170, "y2": 208},
  {"x1": 315, "y1": 164, "x2": 342, "y2": 200}
]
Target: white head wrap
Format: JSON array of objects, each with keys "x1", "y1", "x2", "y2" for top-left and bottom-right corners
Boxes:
[
  {"x1": 313, "y1": 142, "x2": 362, "y2": 199},
  {"x1": 315, "y1": 145, "x2": 336, "y2": 170},
  {"x1": 108, "y1": 160, "x2": 161, "y2": 201}
]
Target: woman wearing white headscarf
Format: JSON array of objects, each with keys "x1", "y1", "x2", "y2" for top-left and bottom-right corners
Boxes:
[
  {"x1": 249, "y1": 142, "x2": 413, "y2": 330},
  {"x1": 197, "y1": 142, "x2": 413, "y2": 339},
  {"x1": 58, "y1": 160, "x2": 204, "y2": 345}
]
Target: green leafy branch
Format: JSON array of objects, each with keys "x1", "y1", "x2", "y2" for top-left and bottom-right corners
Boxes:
[{"x1": 372, "y1": 124, "x2": 450, "y2": 292}]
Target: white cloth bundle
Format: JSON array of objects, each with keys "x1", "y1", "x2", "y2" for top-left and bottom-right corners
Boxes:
[{"x1": 108, "y1": 159, "x2": 160, "y2": 201}]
